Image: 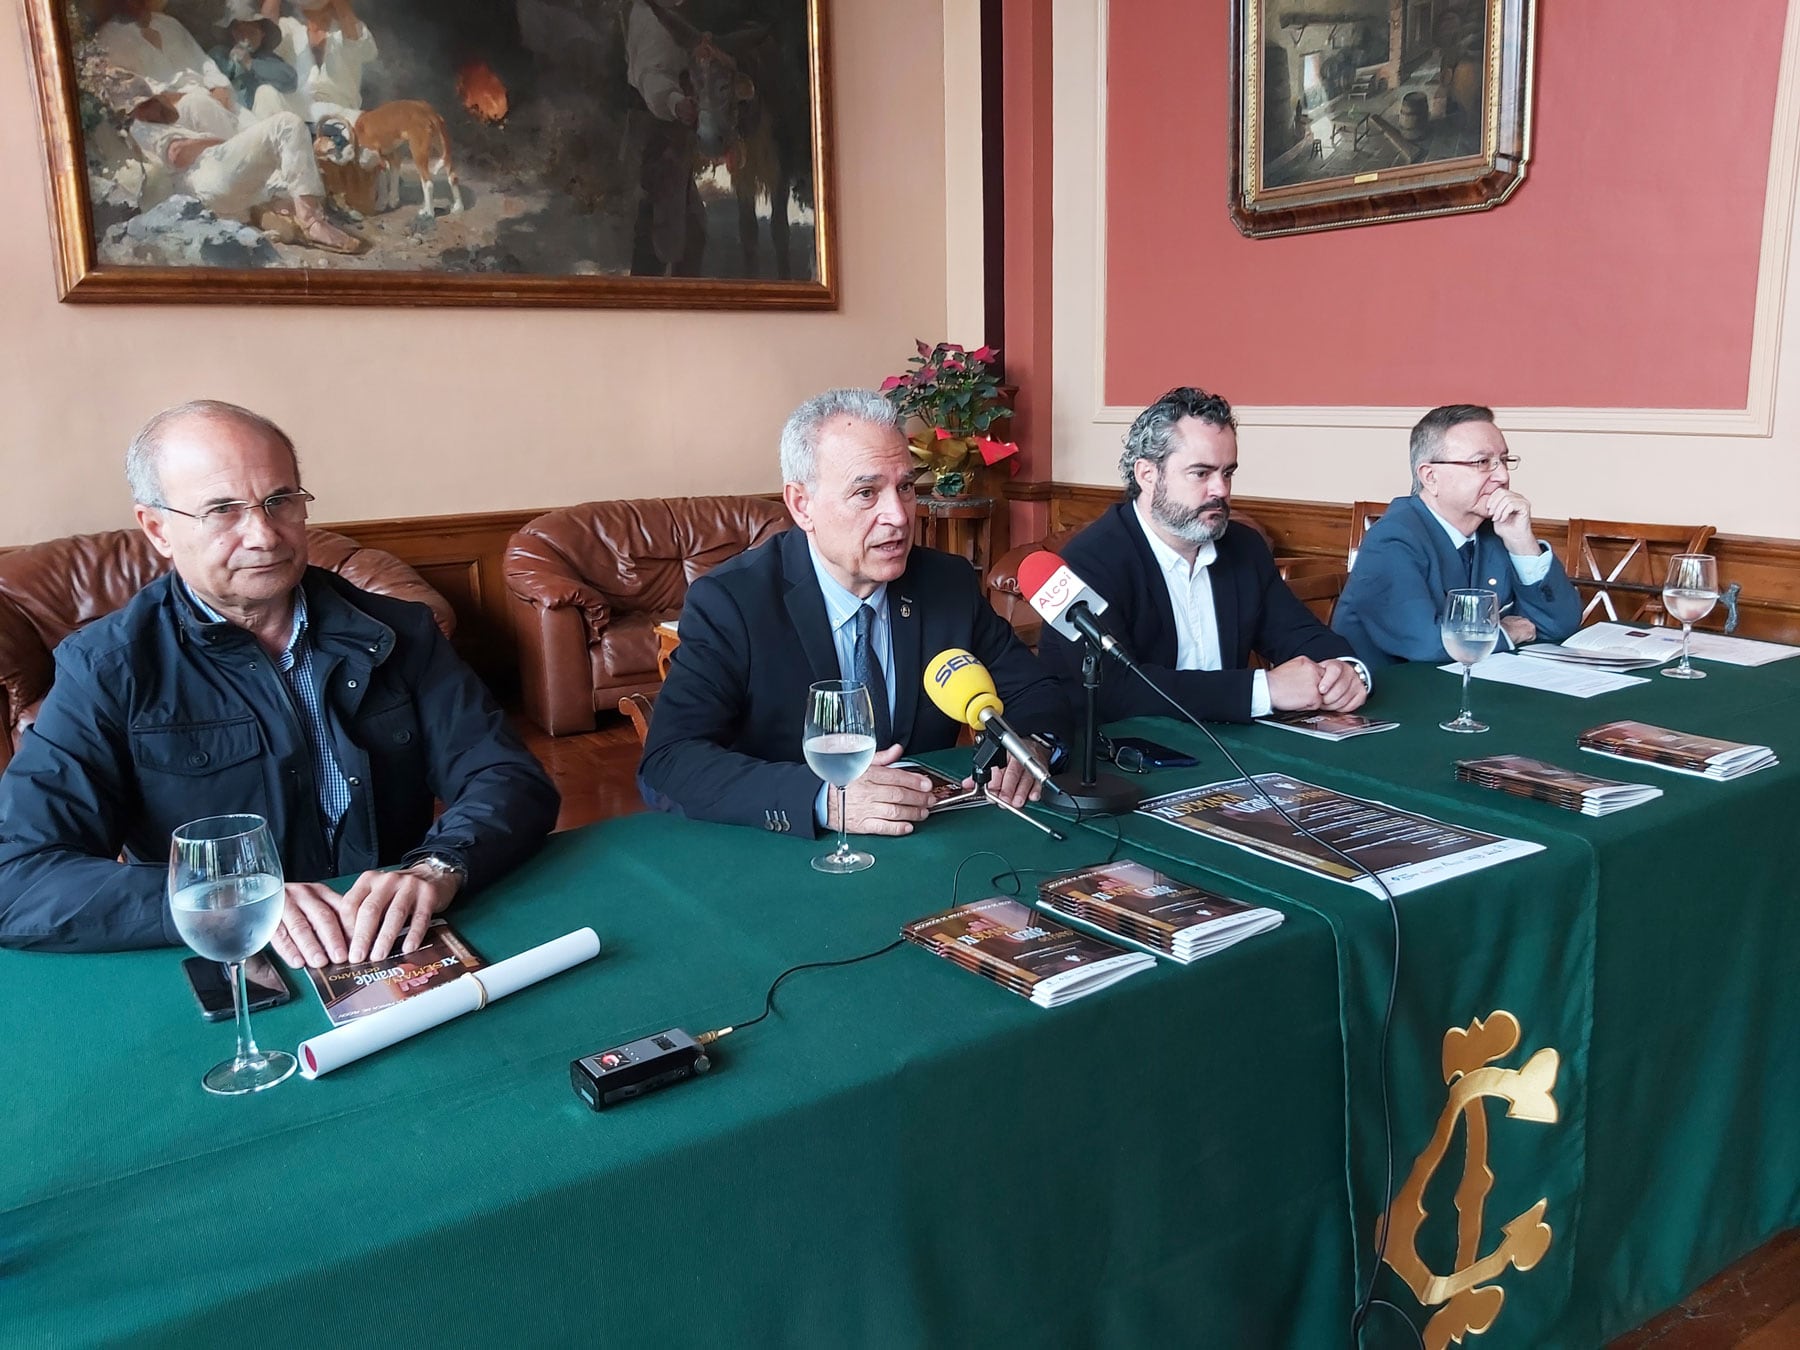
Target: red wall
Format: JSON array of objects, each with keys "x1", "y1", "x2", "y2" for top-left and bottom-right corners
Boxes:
[{"x1": 1104, "y1": 1, "x2": 1785, "y2": 410}]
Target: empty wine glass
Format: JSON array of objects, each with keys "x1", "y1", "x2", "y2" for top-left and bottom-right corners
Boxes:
[
  {"x1": 803, "y1": 680, "x2": 878, "y2": 874},
  {"x1": 1440, "y1": 588, "x2": 1500, "y2": 733},
  {"x1": 1661, "y1": 553, "x2": 1719, "y2": 680},
  {"x1": 169, "y1": 815, "x2": 294, "y2": 1095}
]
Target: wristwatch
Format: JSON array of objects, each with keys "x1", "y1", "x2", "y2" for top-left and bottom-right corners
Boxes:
[{"x1": 412, "y1": 854, "x2": 468, "y2": 886}]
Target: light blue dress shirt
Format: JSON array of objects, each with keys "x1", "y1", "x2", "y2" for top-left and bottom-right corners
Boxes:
[{"x1": 806, "y1": 540, "x2": 898, "y2": 824}]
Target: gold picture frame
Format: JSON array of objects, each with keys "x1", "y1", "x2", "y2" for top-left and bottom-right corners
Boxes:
[
  {"x1": 22, "y1": 0, "x2": 836, "y2": 308},
  {"x1": 1229, "y1": 0, "x2": 1533, "y2": 238}
]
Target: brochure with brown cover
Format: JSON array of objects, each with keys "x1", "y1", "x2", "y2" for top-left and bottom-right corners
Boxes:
[
  {"x1": 304, "y1": 919, "x2": 486, "y2": 1027},
  {"x1": 1456, "y1": 754, "x2": 1663, "y2": 816},
  {"x1": 1258, "y1": 710, "x2": 1399, "y2": 741},
  {"x1": 1037, "y1": 860, "x2": 1283, "y2": 963},
  {"x1": 1577, "y1": 720, "x2": 1778, "y2": 781},
  {"x1": 901, "y1": 896, "x2": 1155, "y2": 1007},
  {"x1": 1137, "y1": 774, "x2": 1542, "y2": 896}
]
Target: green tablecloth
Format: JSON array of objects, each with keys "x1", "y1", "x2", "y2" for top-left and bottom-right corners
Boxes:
[
  {"x1": 3, "y1": 655, "x2": 1794, "y2": 1347},
  {"x1": 4, "y1": 807, "x2": 1354, "y2": 1346},
  {"x1": 1085, "y1": 656, "x2": 1800, "y2": 1347}
]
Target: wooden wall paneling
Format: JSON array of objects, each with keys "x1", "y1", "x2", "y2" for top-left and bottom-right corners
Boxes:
[{"x1": 324, "y1": 508, "x2": 545, "y2": 696}]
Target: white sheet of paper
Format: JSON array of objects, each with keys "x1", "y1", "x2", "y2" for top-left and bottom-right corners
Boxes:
[{"x1": 1439, "y1": 652, "x2": 1650, "y2": 698}]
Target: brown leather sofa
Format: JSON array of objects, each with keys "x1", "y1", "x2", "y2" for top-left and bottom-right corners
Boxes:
[
  {"x1": 0, "y1": 526, "x2": 455, "y2": 776},
  {"x1": 504, "y1": 496, "x2": 792, "y2": 735}
]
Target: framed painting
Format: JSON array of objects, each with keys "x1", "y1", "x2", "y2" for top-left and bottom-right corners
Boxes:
[
  {"x1": 1229, "y1": 0, "x2": 1533, "y2": 238},
  {"x1": 21, "y1": 0, "x2": 836, "y2": 307}
]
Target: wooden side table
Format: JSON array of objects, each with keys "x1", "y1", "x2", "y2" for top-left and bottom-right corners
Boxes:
[{"x1": 914, "y1": 494, "x2": 1000, "y2": 574}]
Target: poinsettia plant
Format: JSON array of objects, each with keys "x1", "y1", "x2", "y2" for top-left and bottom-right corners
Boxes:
[{"x1": 880, "y1": 340, "x2": 1020, "y2": 493}]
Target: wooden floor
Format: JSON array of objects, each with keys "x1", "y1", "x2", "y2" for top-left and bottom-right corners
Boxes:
[{"x1": 516, "y1": 710, "x2": 1800, "y2": 1347}]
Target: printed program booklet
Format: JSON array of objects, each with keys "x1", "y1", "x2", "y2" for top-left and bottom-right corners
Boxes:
[
  {"x1": 1258, "y1": 710, "x2": 1399, "y2": 741},
  {"x1": 1456, "y1": 754, "x2": 1664, "y2": 816},
  {"x1": 1550, "y1": 622, "x2": 1800, "y2": 669},
  {"x1": 1577, "y1": 720, "x2": 1778, "y2": 781},
  {"x1": 304, "y1": 920, "x2": 486, "y2": 1027},
  {"x1": 1037, "y1": 860, "x2": 1283, "y2": 963},
  {"x1": 901, "y1": 896, "x2": 1154, "y2": 1007},
  {"x1": 1136, "y1": 774, "x2": 1543, "y2": 896}
]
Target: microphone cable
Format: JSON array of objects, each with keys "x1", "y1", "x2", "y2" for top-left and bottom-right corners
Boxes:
[
  {"x1": 1083, "y1": 663, "x2": 1421, "y2": 1350},
  {"x1": 698, "y1": 806, "x2": 1126, "y2": 1049}
]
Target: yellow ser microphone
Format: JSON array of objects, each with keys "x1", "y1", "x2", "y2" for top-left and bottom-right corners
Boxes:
[{"x1": 924, "y1": 649, "x2": 1057, "y2": 794}]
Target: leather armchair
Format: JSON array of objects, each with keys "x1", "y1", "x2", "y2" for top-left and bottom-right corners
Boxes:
[
  {"x1": 0, "y1": 527, "x2": 455, "y2": 776},
  {"x1": 504, "y1": 496, "x2": 792, "y2": 735}
]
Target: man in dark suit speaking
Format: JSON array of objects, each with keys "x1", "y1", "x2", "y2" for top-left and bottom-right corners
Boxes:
[
  {"x1": 1040, "y1": 386, "x2": 1369, "y2": 724},
  {"x1": 639, "y1": 388, "x2": 1070, "y2": 837}
]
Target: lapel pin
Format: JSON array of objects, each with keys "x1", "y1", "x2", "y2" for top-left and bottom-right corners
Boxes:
[{"x1": 900, "y1": 596, "x2": 913, "y2": 619}]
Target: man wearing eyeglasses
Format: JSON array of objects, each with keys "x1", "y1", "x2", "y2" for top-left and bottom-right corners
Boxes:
[
  {"x1": 0, "y1": 400, "x2": 559, "y2": 961},
  {"x1": 1332, "y1": 404, "x2": 1582, "y2": 668}
]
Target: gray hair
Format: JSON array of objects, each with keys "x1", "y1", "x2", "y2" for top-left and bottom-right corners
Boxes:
[
  {"x1": 1118, "y1": 386, "x2": 1237, "y2": 500},
  {"x1": 778, "y1": 388, "x2": 900, "y2": 488},
  {"x1": 1409, "y1": 404, "x2": 1494, "y2": 493},
  {"x1": 126, "y1": 399, "x2": 298, "y2": 507}
]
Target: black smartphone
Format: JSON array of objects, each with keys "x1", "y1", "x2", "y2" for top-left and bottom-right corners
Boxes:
[
  {"x1": 183, "y1": 953, "x2": 292, "y2": 1022},
  {"x1": 1109, "y1": 735, "x2": 1198, "y2": 770}
]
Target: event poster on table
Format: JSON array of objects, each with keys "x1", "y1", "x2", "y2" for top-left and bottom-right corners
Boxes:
[{"x1": 1137, "y1": 774, "x2": 1542, "y2": 896}]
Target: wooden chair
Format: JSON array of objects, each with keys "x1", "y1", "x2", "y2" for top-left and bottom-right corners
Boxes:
[
  {"x1": 1283, "y1": 567, "x2": 1349, "y2": 624},
  {"x1": 1564, "y1": 519, "x2": 1717, "y2": 625},
  {"x1": 618, "y1": 693, "x2": 655, "y2": 745},
  {"x1": 1346, "y1": 501, "x2": 1388, "y2": 571}
]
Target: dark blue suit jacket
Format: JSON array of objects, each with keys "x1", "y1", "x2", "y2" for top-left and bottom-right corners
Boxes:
[
  {"x1": 1040, "y1": 502, "x2": 1355, "y2": 723},
  {"x1": 1331, "y1": 494, "x2": 1583, "y2": 668},
  {"x1": 638, "y1": 528, "x2": 1071, "y2": 836}
]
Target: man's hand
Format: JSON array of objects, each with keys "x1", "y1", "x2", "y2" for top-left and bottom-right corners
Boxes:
[
  {"x1": 1500, "y1": 614, "x2": 1538, "y2": 645},
  {"x1": 1483, "y1": 488, "x2": 1538, "y2": 554},
  {"x1": 829, "y1": 743, "x2": 933, "y2": 836},
  {"x1": 271, "y1": 881, "x2": 355, "y2": 968},
  {"x1": 969, "y1": 745, "x2": 1048, "y2": 809},
  {"x1": 673, "y1": 94, "x2": 698, "y2": 126},
  {"x1": 1266, "y1": 655, "x2": 1325, "y2": 711},
  {"x1": 339, "y1": 866, "x2": 462, "y2": 964},
  {"x1": 1317, "y1": 659, "x2": 1369, "y2": 712},
  {"x1": 165, "y1": 136, "x2": 224, "y2": 170}
]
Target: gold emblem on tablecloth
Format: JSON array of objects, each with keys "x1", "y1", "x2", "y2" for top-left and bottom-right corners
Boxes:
[{"x1": 1379, "y1": 1010, "x2": 1560, "y2": 1350}]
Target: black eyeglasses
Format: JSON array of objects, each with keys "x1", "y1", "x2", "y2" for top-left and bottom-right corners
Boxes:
[
  {"x1": 1430, "y1": 455, "x2": 1521, "y2": 473},
  {"x1": 152, "y1": 491, "x2": 314, "y2": 533}
]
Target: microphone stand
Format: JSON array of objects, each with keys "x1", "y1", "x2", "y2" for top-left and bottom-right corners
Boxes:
[
  {"x1": 1048, "y1": 644, "x2": 1143, "y2": 816},
  {"x1": 970, "y1": 730, "x2": 1067, "y2": 841}
]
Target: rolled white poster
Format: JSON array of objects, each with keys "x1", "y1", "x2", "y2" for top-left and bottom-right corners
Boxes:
[{"x1": 297, "y1": 927, "x2": 600, "y2": 1079}]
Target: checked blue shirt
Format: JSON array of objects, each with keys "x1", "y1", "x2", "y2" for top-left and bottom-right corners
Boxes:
[{"x1": 183, "y1": 582, "x2": 351, "y2": 844}]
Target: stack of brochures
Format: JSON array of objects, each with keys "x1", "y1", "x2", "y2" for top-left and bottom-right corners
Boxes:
[
  {"x1": 1456, "y1": 754, "x2": 1663, "y2": 816},
  {"x1": 1578, "y1": 720, "x2": 1778, "y2": 781},
  {"x1": 901, "y1": 896, "x2": 1154, "y2": 1007},
  {"x1": 1259, "y1": 710, "x2": 1399, "y2": 740},
  {"x1": 1037, "y1": 861, "x2": 1283, "y2": 963},
  {"x1": 1517, "y1": 642, "x2": 1664, "y2": 671}
]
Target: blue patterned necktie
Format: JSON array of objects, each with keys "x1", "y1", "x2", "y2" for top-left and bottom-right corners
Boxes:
[
  {"x1": 1458, "y1": 540, "x2": 1477, "y2": 585},
  {"x1": 853, "y1": 603, "x2": 893, "y2": 748}
]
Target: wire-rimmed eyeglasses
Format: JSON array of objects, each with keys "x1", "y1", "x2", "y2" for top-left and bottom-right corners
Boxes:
[
  {"x1": 150, "y1": 491, "x2": 315, "y2": 533},
  {"x1": 1430, "y1": 455, "x2": 1521, "y2": 474}
]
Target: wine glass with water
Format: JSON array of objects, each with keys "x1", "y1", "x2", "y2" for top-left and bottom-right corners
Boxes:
[
  {"x1": 169, "y1": 814, "x2": 295, "y2": 1095},
  {"x1": 803, "y1": 680, "x2": 878, "y2": 874},
  {"x1": 1440, "y1": 588, "x2": 1501, "y2": 733},
  {"x1": 1661, "y1": 553, "x2": 1719, "y2": 680}
]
